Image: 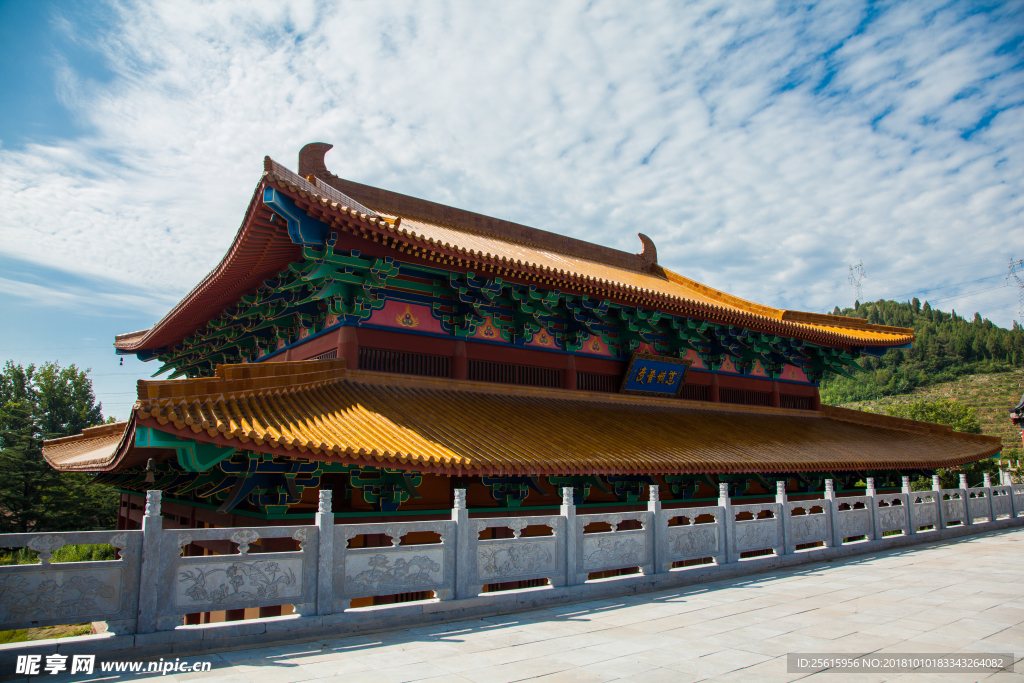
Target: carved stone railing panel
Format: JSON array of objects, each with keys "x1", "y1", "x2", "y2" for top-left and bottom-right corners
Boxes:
[
  {"x1": 910, "y1": 493, "x2": 939, "y2": 530},
  {"x1": 834, "y1": 496, "x2": 872, "y2": 542},
  {"x1": 472, "y1": 516, "x2": 564, "y2": 590},
  {"x1": 874, "y1": 494, "x2": 910, "y2": 536},
  {"x1": 788, "y1": 509, "x2": 830, "y2": 547},
  {"x1": 155, "y1": 525, "x2": 317, "y2": 629},
  {"x1": 663, "y1": 506, "x2": 724, "y2": 565},
  {"x1": 731, "y1": 503, "x2": 782, "y2": 556},
  {"x1": 967, "y1": 490, "x2": 991, "y2": 523},
  {"x1": 941, "y1": 489, "x2": 967, "y2": 525},
  {"x1": 991, "y1": 486, "x2": 1012, "y2": 519},
  {"x1": 576, "y1": 512, "x2": 653, "y2": 580},
  {"x1": 0, "y1": 530, "x2": 142, "y2": 632},
  {"x1": 333, "y1": 520, "x2": 455, "y2": 610}
]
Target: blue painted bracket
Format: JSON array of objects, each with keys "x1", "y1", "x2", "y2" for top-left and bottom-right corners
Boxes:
[{"x1": 263, "y1": 187, "x2": 332, "y2": 247}]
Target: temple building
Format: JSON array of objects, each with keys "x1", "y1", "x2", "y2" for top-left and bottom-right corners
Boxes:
[{"x1": 45, "y1": 143, "x2": 1001, "y2": 532}]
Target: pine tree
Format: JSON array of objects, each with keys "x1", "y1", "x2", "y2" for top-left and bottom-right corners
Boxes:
[{"x1": 0, "y1": 362, "x2": 117, "y2": 532}]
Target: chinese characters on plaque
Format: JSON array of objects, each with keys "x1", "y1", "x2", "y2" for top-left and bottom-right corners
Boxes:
[{"x1": 619, "y1": 353, "x2": 692, "y2": 397}]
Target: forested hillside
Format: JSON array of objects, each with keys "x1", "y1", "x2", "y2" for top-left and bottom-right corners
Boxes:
[{"x1": 820, "y1": 298, "x2": 1024, "y2": 405}]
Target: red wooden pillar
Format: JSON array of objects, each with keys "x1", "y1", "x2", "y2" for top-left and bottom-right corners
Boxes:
[
  {"x1": 709, "y1": 373, "x2": 720, "y2": 402},
  {"x1": 563, "y1": 354, "x2": 576, "y2": 390},
  {"x1": 116, "y1": 493, "x2": 126, "y2": 530},
  {"x1": 452, "y1": 340, "x2": 468, "y2": 380},
  {"x1": 812, "y1": 387, "x2": 821, "y2": 411},
  {"x1": 771, "y1": 381, "x2": 781, "y2": 408},
  {"x1": 337, "y1": 326, "x2": 359, "y2": 369}
]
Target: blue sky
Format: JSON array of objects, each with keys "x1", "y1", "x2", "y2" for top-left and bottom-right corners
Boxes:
[{"x1": 1, "y1": 0, "x2": 1022, "y2": 420}]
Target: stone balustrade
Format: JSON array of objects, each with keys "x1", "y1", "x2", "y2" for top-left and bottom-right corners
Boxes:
[{"x1": 3, "y1": 479, "x2": 1024, "y2": 645}]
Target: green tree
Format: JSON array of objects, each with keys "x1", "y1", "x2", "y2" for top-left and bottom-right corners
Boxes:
[
  {"x1": 887, "y1": 399, "x2": 997, "y2": 489},
  {"x1": 820, "y1": 299, "x2": 1024, "y2": 405},
  {"x1": 0, "y1": 362, "x2": 118, "y2": 532},
  {"x1": 886, "y1": 399, "x2": 981, "y2": 433}
]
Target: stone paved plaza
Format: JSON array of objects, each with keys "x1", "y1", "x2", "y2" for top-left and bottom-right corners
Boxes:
[{"x1": 25, "y1": 528, "x2": 1024, "y2": 683}]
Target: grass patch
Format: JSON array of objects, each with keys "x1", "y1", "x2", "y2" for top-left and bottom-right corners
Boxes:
[
  {"x1": 0, "y1": 544, "x2": 117, "y2": 566},
  {"x1": 0, "y1": 624, "x2": 92, "y2": 644}
]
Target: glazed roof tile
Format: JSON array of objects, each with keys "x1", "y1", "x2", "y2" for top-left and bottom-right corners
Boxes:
[{"x1": 44, "y1": 360, "x2": 999, "y2": 475}]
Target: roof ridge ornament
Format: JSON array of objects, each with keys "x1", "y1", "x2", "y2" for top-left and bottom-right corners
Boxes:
[
  {"x1": 637, "y1": 233, "x2": 658, "y2": 272},
  {"x1": 299, "y1": 142, "x2": 333, "y2": 178}
]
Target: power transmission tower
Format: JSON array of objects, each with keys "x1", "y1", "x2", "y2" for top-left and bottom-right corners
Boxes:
[
  {"x1": 848, "y1": 261, "x2": 865, "y2": 302},
  {"x1": 1008, "y1": 257, "x2": 1024, "y2": 328}
]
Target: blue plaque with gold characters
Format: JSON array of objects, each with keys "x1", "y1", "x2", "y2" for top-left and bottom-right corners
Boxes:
[{"x1": 619, "y1": 352, "x2": 692, "y2": 397}]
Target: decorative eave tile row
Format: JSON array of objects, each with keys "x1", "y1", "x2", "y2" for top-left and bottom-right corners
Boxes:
[{"x1": 46, "y1": 359, "x2": 1000, "y2": 476}]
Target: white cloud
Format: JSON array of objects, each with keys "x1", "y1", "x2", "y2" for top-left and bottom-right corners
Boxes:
[{"x1": 1, "y1": 0, "x2": 1022, "y2": 329}]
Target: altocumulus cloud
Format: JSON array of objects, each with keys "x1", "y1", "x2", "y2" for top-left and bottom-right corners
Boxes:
[{"x1": 1, "y1": 0, "x2": 1022, "y2": 322}]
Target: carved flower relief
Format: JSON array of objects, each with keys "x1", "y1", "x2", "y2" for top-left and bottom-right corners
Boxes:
[
  {"x1": 668, "y1": 527, "x2": 717, "y2": 558},
  {"x1": 0, "y1": 572, "x2": 120, "y2": 620},
  {"x1": 176, "y1": 561, "x2": 298, "y2": 606},
  {"x1": 838, "y1": 511, "x2": 869, "y2": 536},
  {"x1": 734, "y1": 520, "x2": 776, "y2": 551},
  {"x1": 791, "y1": 514, "x2": 828, "y2": 543},
  {"x1": 993, "y1": 497, "x2": 1011, "y2": 515},
  {"x1": 477, "y1": 542, "x2": 553, "y2": 580},
  {"x1": 583, "y1": 537, "x2": 643, "y2": 570},
  {"x1": 345, "y1": 553, "x2": 442, "y2": 593},
  {"x1": 944, "y1": 499, "x2": 965, "y2": 518},
  {"x1": 913, "y1": 505, "x2": 937, "y2": 525},
  {"x1": 877, "y1": 507, "x2": 906, "y2": 531}
]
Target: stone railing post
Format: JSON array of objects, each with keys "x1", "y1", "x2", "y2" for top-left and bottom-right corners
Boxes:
[
  {"x1": 823, "y1": 479, "x2": 836, "y2": 547},
  {"x1": 1010, "y1": 474, "x2": 1021, "y2": 518},
  {"x1": 776, "y1": 481, "x2": 790, "y2": 555},
  {"x1": 983, "y1": 473, "x2": 995, "y2": 523},
  {"x1": 137, "y1": 490, "x2": 162, "y2": 634},
  {"x1": 902, "y1": 476, "x2": 915, "y2": 535},
  {"x1": 561, "y1": 487, "x2": 580, "y2": 585},
  {"x1": 865, "y1": 477, "x2": 877, "y2": 541},
  {"x1": 719, "y1": 483, "x2": 735, "y2": 563},
  {"x1": 648, "y1": 485, "x2": 665, "y2": 573},
  {"x1": 315, "y1": 489, "x2": 334, "y2": 615},
  {"x1": 932, "y1": 475, "x2": 945, "y2": 530},
  {"x1": 959, "y1": 474, "x2": 970, "y2": 525},
  {"x1": 452, "y1": 488, "x2": 473, "y2": 599}
]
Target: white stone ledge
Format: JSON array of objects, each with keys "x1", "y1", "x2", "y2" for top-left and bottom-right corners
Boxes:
[{"x1": 1, "y1": 516, "x2": 1021, "y2": 674}]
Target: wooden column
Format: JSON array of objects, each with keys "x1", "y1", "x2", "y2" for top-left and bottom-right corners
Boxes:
[
  {"x1": 337, "y1": 326, "x2": 359, "y2": 369},
  {"x1": 812, "y1": 387, "x2": 821, "y2": 411},
  {"x1": 770, "y1": 381, "x2": 781, "y2": 408},
  {"x1": 452, "y1": 340, "x2": 468, "y2": 380},
  {"x1": 709, "y1": 373, "x2": 720, "y2": 402},
  {"x1": 563, "y1": 354, "x2": 577, "y2": 390}
]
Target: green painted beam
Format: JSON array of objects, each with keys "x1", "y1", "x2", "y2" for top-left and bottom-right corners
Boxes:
[{"x1": 135, "y1": 426, "x2": 237, "y2": 473}]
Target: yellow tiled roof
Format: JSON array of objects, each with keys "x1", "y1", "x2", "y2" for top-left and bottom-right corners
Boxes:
[
  {"x1": 45, "y1": 360, "x2": 999, "y2": 475},
  {"x1": 114, "y1": 157, "x2": 914, "y2": 352},
  {"x1": 379, "y1": 212, "x2": 910, "y2": 344}
]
